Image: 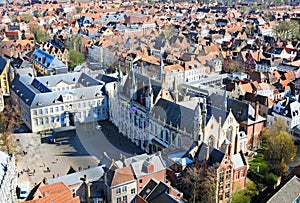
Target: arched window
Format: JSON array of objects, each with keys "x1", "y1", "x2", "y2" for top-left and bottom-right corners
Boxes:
[
  {"x1": 166, "y1": 131, "x2": 169, "y2": 144},
  {"x1": 226, "y1": 126, "x2": 233, "y2": 142},
  {"x1": 208, "y1": 135, "x2": 214, "y2": 147}
]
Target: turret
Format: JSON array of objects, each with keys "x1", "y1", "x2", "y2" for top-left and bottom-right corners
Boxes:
[
  {"x1": 194, "y1": 100, "x2": 203, "y2": 140},
  {"x1": 145, "y1": 77, "x2": 153, "y2": 110}
]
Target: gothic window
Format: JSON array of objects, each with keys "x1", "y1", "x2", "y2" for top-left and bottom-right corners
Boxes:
[
  {"x1": 208, "y1": 135, "x2": 214, "y2": 147},
  {"x1": 226, "y1": 126, "x2": 233, "y2": 142},
  {"x1": 165, "y1": 131, "x2": 169, "y2": 144}
]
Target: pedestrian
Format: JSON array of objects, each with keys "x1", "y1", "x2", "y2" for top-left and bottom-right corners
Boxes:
[
  {"x1": 43, "y1": 162, "x2": 46, "y2": 167},
  {"x1": 56, "y1": 158, "x2": 58, "y2": 163},
  {"x1": 57, "y1": 173, "x2": 60, "y2": 177},
  {"x1": 53, "y1": 174, "x2": 55, "y2": 178}
]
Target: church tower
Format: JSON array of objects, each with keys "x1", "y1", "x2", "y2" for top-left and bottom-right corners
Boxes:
[
  {"x1": 194, "y1": 100, "x2": 203, "y2": 141},
  {"x1": 145, "y1": 77, "x2": 153, "y2": 110}
]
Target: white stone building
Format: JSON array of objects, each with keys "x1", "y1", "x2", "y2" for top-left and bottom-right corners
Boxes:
[{"x1": 11, "y1": 72, "x2": 110, "y2": 132}]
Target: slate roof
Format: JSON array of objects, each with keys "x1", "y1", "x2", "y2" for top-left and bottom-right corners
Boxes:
[
  {"x1": 0, "y1": 55, "x2": 7, "y2": 75},
  {"x1": 243, "y1": 92, "x2": 273, "y2": 107},
  {"x1": 30, "y1": 48, "x2": 67, "y2": 72},
  {"x1": 194, "y1": 142, "x2": 225, "y2": 167},
  {"x1": 11, "y1": 72, "x2": 105, "y2": 108},
  {"x1": 151, "y1": 98, "x2": 194, "y2": 134},
  {"x1": 130, "y1": 154, "x2": 166, "y2": 179},
  {"x1": 144, "y1": 181, "x2": 183, "y2": 203},
  {"x1": 48, "y1": 166, "x2": 105, "y2": 186},
  {"x1": 122, "y1": 71, "x2": 161, "y2": 103},
  {"x1": 266, "y1": 175, "x2": 300, "y2": 203}
]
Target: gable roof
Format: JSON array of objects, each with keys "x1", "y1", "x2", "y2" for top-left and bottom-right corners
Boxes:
[
  {"x1": 151, "y1": 98, "x2": 194, "y2": 134},
  {"x1": 23, "y1": 182, "x2": 80, "y2": 203},
  {"x1": 48, "y1": 166, "x2": 104, "y2": 186},
  {"x1": 266, "y1": 175, "x2": 300, "y2": 203}
]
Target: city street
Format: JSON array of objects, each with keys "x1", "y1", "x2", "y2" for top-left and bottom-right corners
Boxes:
[{"x1": 15, "y1": 121, "x2": 144, "y2": 195}]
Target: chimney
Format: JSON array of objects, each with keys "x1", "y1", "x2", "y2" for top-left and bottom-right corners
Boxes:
[
  {"x1": 85, "y1": 182, "x2": 91, "y2": 203},
  {"x1": 255, "y1": 101, "x2": 259, "y2": 121}
]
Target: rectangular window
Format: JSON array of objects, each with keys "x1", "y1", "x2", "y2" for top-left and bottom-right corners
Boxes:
[
  {"x1": 226, "y1": 169, "x2": 231, "y2": 180},
  {"x1": 83, "y1": 102, "x2": 86, "y2": 108},
  {"x1": 241, "y1": 170, "x2": 244, "y2": 177},
  {"x1": 44, "y1": 108, "x2": 48, "y2": 114},
  {"x1": 116, "y1": 197, "x2": 121, "y2": 203},
  {"x1": 45, "y1": 117, "x2": 49, "y2": 124},
  {"x1": 219, "y1": 172, "x2": 224, "y2": 183},
  {"x1": 40, "y1": 118, "x2": 44, "y2": 125},
  {"x1": 122, "y1": 186, "x2": 127, "y2": 193},
  {"x1": 131, "y1": 189, "x2": 135, "y2": 194},
  {"x1": 61, "y1": 106, "x2": 64, "y2": 111},
  {"x1": 34, "y1": 119, "x2": 38, "y2": 125},
  {"x1": 122, "y1": 196, "x2": 127, "y2": 203},
  {"x1": 51, "y1": 117, "x2": 55, "y2": 123},
  {"x1": 139, "y1": 179, "x2": 142, "y2": 183},
  {"x1": 116, "y1": 188, "x2": 121, "y2": 195},
  {"x1": 33, "y1": 110, "x2": 37, "y2": 115},
  {"x1": 55, "y1": 107, "x2": 59, "y2": 112},
  {"x1": 78, "y1": 103, "x2": 81, "y2": 108},
  {"x1": 50, "y1": 107, "x2": 53, "y2": 113},
  {"x1": 39, "y1": 109, "x2": 42, "y2": 115}
]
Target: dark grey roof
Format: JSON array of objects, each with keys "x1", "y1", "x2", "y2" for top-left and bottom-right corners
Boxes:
[
  {"x1": 96, "y1": 74, "x2": 117, "y2": 84},
  {"x1": 11, "y1": 72, "x2": 105, "y2": 108},
  {"x1": 145, "y1": 182, "x2": 182, "y2": 203},
  {"x1": 122, "y1": 71, "x2": 162, "y2": 104},
  {"x1": 151, "y1": 98, "x2": 194, "y2": 134},
  {"x1": 0, "y1": 55, "x2": 7, "y2": 75},
  {"x1": 195, "y1": 142, "x2": 225, "y2": 167}
]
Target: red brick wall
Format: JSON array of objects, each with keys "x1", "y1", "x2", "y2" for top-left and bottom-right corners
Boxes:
[
  {"x1": 136, "y1": 170, "x2": 166, "y2": 192},
  {"x1": 233, "y1": 167, "x2": 247, "y2": 191}
]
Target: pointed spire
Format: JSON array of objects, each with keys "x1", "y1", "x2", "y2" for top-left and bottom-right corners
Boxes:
[
  {"x1": 132, "y1": 70, "x2": 136, "y2": 89},
  {"x1": 195, "y1": 98, "x2": 202, "y2": 118},
  {"x1": 148, "y1": 77, "x2": 152, "y2": 94},
  {"x1": 222, "y1": 87, "x2": 227, "y2": 111},
  {"x1": 159, "y1": 47, "x2": 164, "y2": 81}
]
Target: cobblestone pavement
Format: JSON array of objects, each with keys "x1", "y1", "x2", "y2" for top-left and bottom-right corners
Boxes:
[
  {"x1": 15, "y1": 132, "x2": 99, "y2": 193},
  {"x1": 15, "y1": 121, "x2": 144, "y2": 199}
]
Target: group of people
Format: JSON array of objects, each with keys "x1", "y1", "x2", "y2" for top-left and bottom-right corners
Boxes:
[{"x1": 18, "y1": 168, "x2": 36, "y2": 177}]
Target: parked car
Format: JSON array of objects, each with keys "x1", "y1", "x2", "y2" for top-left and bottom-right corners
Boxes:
[
  {"x1": 96, "y1": 125, "x2": 102, "y2": 130},
  {"x1": 48, "y1": 136, "x2": 56, "y2": 144}
]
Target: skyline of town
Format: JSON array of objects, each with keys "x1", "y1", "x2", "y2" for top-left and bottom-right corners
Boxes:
[{"x1": 0, "y1": 0, "x2": 300, "y2": 203}]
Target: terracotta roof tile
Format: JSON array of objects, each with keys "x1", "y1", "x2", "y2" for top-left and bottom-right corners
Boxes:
[{"x1": 111, "y1": 166, "x2": 135, "y2": 187}]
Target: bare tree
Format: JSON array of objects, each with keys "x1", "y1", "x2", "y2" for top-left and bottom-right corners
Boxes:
[
  {"x1": 180, "y1": 165, "x2": 217, "y2": 203},
  {"x1": 0, "y1": 103, "x2": 22, "y2": 154}
]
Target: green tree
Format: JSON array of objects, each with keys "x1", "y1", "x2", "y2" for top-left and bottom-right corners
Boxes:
[
  {"x1": 273, "y1": 20, "x2": 300, "y2": 41},
  {"x1": 29, "y1": 24, "x2": 49, "y2": 43},
  {"x1": 20, "y1": 12, "x2": 33, "y2": 23},
  {"x1": 69, "y1": 49, "x2": 85, "y2": 70},
  {"x1": 0, "y1": 103, "x2": 22, "y2": 154},
  {"x1": 263, "y1": 118, "x2": 297, "y2": 175},
  {"x1": 232, "y1": 179, "x2": 258, "y2": 203}
]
